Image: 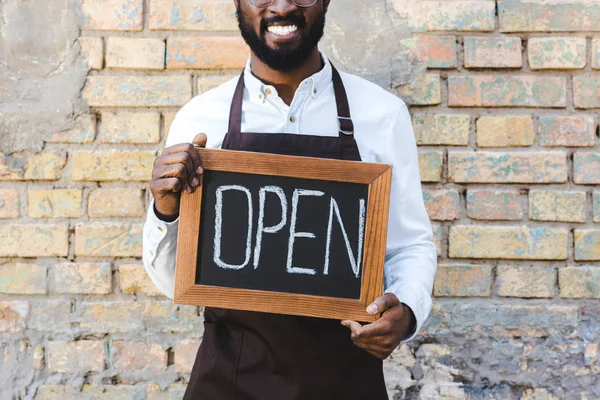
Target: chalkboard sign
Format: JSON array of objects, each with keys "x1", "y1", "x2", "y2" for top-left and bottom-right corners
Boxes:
[{"x1": 174, "y1": 149, "x2": 392, "y2": 322}]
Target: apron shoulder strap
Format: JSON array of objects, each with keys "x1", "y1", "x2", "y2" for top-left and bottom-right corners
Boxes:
[
  {"x1": 330, "y1": 65, "x2": 355, "y2": 137},
  {"x1": 227, "y1": 72, "x2": 246, "y2": 134}
]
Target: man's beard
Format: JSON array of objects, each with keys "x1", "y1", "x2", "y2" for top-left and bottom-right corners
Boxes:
[{"x1": 236, "y1": 6, "x2": 325, "y2": 72}]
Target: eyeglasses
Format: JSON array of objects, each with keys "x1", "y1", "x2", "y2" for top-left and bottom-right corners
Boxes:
[{"x1": 249, "y1": 0, "x2": 317, "y2": 8}]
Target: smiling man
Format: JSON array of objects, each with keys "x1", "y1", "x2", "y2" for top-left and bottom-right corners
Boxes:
[{"x1": 142, "y1": 0, "x2": 437, "y2": 399}]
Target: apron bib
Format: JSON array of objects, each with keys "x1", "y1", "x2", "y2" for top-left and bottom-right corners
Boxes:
[{"x1": 183, "y1": 64, "x2": 388, "y2": 400}]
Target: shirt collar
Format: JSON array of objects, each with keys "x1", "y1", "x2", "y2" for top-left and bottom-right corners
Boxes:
[{"x1": 243, "y1": 52, "x2": 332, "y2": 103}]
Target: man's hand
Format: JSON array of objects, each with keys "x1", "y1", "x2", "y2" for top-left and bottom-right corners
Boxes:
[
  {"x1": 149, "y1": 133, "x2": 207, "y2": 220},
  {"x1": 341, "y1": 293, "x2": 416, "y2": 360}
]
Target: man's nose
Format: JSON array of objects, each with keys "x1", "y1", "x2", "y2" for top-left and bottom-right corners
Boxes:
[{"x1": 267, "y1": 0, "x2": 299, "y2": 15}]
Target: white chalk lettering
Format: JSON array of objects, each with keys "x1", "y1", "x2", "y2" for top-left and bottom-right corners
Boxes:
[
  {"x1": 324, "y1": 197, "x2": 366, "y2": 278},
  {"x1": 253, "y1": 186, "x2": 287, "y2": 269},
  {"x1": 286, "y1": 189, "x2": 325, "y2": 275},
  {"x1": 213, "y1": 185, "x2": 253, "y2": 270}
]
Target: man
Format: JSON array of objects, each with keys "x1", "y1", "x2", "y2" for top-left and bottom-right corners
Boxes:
[{"x1": 142, "y1": 0, "x2": 437, "y2": 398}]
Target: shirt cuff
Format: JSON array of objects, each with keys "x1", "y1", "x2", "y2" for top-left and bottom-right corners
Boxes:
[
  {"x1": 144, "y1": 200, "x2": 180, "y2": 266},
  {"x1": 385, "y1": 283, "x2": 430, "y2": 343}
]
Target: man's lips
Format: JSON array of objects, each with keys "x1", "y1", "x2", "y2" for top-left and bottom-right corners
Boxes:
[{"x1": 266, "y1": 24, "x2": 299, "y2": 39}]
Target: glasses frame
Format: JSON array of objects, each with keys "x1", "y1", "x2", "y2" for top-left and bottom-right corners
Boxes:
[{"x1": 248, "y1": 0, "x2": 318, "y2": 8}]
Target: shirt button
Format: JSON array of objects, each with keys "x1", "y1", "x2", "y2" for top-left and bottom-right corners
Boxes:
[
  {"x1": 157, "y1": 226, "x2": 164, "y2": 232},
  {"x1": 289, "y1": 116, "x2": 296, "y2": 123},
  {"x1": 313, "y1": 88, "x2": 317, "y2": 94},
  {"x1": 150, "y1": 251, "x2": 155, "y2": 257},
  {"x1": 265, "y1": 88, "x2": 272, "y2": 95},
  {"x1": 258, "y1": 94, "x2": 264, "y2": 100}
]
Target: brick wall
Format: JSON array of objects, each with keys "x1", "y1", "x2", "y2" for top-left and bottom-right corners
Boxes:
[{"x1": 1, "y1": 0, "x2": 599, "y2": 398}]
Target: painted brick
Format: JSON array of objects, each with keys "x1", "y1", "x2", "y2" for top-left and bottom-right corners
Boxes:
[
  {"x1": 0, "y1": 263, "x2": 47, "y2": 294},
  {"x1": 147, "y1": 384, "x2": 187, "y2": 400},
  {"x1": 575, "y1": 229, "x2": 600, "y2": 261},
  {"x1": 36, "y1": 385, "x2": 136, "y2": 400},
  {"x1": 448, "y1": 151, "x2": 567, "y2": 183},
  {"x1": 47, "y1": 341, "x2": 106, "y2": 373},
  {"x1": 423, "y1": 190, "x2": 460, "y2": 221},
  {"x1": 55, "y1": 262, "x2": 112, "y2": 295},
  {"x1": 397, "y1": 74, "x2": 441, "y2": 105},
  {"x1": 75, "y1": 223, "x2": 143, "y2": 257},
  {"x1": 467, "y1": 190, "x2": 523, "y2": 221},
  {"x1": 119, "y1": 264, "x2": 163, "y2": 296},
  {"x1": 83, "y1": 76, "x2": 192, "y2": 107},
  {"x1": 47, "y1": 114, "x2": 96, "y2": 144},
  {"x1": 449, "y1": 225, "x2": 568, "y2": 260},
  {"x1": 432, "y1": 223, "x2": 442, "y2": 256},
  {"x1": 163, "y1": 112, "x2": 177, "y2": 135},
  {"x1": 496, "y1": 266, "x2": 555, "y2": 298},
  {"x1": 400, "y1": 36, "x2": 457, "y2": 69},
  {"x1": 28, "y1": 189, "x2": 82, "y2": 218},
  {"x1": 88, "y1": 188, "x2": 145, "y2": 218},
  {"x1": 112, "y1": 341, "x2": 167, "y2": 372},
  {"x1": 574, "y1": 152, "x2": 600, "y2": 184},
  {"x1": 33, "y1": 345, "x2": 45, "y2": 370},
  {"x1": 78, "y1": 302, "x2": 146, "y2": 333},
  {"x1": 0, "y1": 151, "x2": 66, "y2": 181},
  {"x1": 99, "y1": 111, "x2": 160, "y2": 144},
  {"x1": 174, "y1": 339, "x2": 201, "y2": 373},
  {"x1": 464, "y1": 37, "x2": 522, "y2": 68},
  {"x1": 412, "y1": 114, "x2": 470, "y2": 146},
  {"x1": 78, "y1": 37, "x2": 103, "y2": 70},
  {"x1": 593, "y1": 38, "x2": 600, "y2": 69},
  {"x1": 539, "y1": 116, "x2": 595, "y2": 147},
  {"x1": 0, "y1": 189, "x2": 19, "y2": 218},
  {"x1": 0, "y1": 224, "x2": 69, "y2": 257},
  {"x1": 149, "y1": 0, "x2": 237, "y2": 31},
  {"x1": 167, "y1": 37, "x2": 249, "y2": 69},
  {"x1": 560, "y1": 266, "x2": 600, "y2": 298},
  {"x1": 106, "y1": 37, "x2": 165, "y2": 70},
  {"x1": 594, "y1": 191, "x2": 600, "y2": 223},
  {"x1": 81, "y1": 0, "x2": 142, "y2": 31},
  {"x1": 476, "y1": 116, "x2": 534, "y2": 147},
  {"x1": 0, "y1": 302, "x2": 28, "y2": 332},
  {"x1": 573, "y1": 76, "x2": 600, "y2": 109},
  {"x1": 418, "y1": 151, "x2": 444, "y2": 183},
  {"x1": 528, "y1": 37, "x2": 586, "y2": 70},
  {"x1": 499, "y1": 0, "x2": 600, "y2": 32},
  {"x1": 197, "y1": 75, "x2": 237, "y2": 95},
  {"x1": 529, "y1": 190, "x2": 586, "y2": 223},
  {"x1": 28, "y1": 301, "x2": 72, "y2": 332},
  {"x1": 433, "y1": 264, "x2": 492, "y2": 297},
  {"x1": 392, "y1": 0, "x2": 495, "y2": 32},
  {"x1": 71, "y1": 151, "x2": 154, "y2": 182},
  {"x1": 448, "y1": 75, "x2": 566, "y2": 107}
]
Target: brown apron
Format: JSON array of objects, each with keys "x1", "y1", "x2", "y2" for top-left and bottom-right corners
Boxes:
[{"x1": 183, "y1": 64, "x2": 388, "y2": 400}]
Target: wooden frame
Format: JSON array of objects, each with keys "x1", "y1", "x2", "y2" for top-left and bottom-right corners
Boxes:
[{"x1": 174, "y1": 149, "x2": 392, "y2": 322}]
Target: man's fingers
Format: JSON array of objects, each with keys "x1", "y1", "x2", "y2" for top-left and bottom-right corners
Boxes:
[
  {"x1": 366, "y1": 293, "x2": 400, "y2": 315},
  {"x1": 155, "y1": 152, "x2": 199, "y2": 189},
  {"x1": 341, "y1": 320, "x2": 363, "y2": 336},
  {"x1": 150, "y1": 177, "x2": 182, "y2": 194},
  {"x1": 161, "y1": 143, "x2": 204, "y2": 175},
  {"x1": 152, "y1": 164, "x2": 192, "y2": 193}
]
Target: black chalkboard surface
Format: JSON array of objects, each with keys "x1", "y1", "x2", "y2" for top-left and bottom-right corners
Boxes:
[
  {"x1": 196, "y1": 170, "x2": 369, "y2": 299},
  {"x1": 174, "y1": 149, "x2": 392, "y2": 322}
]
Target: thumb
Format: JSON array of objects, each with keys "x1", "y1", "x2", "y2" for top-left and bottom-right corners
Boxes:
[{"x1": 192, "y1": 133, "x2": 207, "y2": 148}]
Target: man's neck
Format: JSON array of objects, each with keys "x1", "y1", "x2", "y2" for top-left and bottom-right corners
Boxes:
[{"x1": 250, "y1": 49, "x2": 323, "y2": 106}]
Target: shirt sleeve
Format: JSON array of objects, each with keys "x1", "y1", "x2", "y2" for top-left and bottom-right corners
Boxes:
[{"x1": 381, "y1": 104, "x2": 438, "y2": 342}]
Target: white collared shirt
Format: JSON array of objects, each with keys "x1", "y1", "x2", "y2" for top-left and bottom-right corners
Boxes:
[{"x1": 142, "y1": 54, "x2": 437, "y2": 341}]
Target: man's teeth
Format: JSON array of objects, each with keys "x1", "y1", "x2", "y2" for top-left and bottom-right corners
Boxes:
[{"x1": 267, "y1": 25, "x2": 298, "y2": 36}]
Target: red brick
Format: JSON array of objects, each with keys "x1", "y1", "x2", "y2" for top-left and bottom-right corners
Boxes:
[
  {"x1": 392, "y1": 0, "x2": 496, "y2": 32},
  {"x1": 106, "y1": 37, "x2": 165, "y2": 70},
  {"x1": 167, "y1": 37, "x2": 249, "y2": 69},
  {"x1": 434, "y1": 264, "x2": 492, "y2": 297},
  {"x1": 464, "y1": 37, "x2": 522, "y2": 68},
  {"x1": 174, "y1": 339, "x2": 201, "y2": 373},
  {"x1": 448, "y1": 75, "x2": 566, "y2": 107},
  {"x1": 0, "y1": 189, "x2": 19, "y2": 218},
  {"x1": 423, "y1": 190, "x2": 460, "y2": 221},
  {"x1": 81, "y1": 0, "x2": 143, "y2": 31},
  {"x1": 83, "y1": 76, "x2": 192, "y2": 107},
  {"x1": 449, "y1": 151, "x2": 568, "y2": 183},
  {"x1": 149, "y1": 0, "x2": 237, "y2": 31},
  {"x1": 573, "y1": 76, "x2": 600, "y2": 109},
  {"x1": 466, "y1": 190, "x2": 523, "y2": 221},
  {"x1": 574, "y1": 153, "x2": 600, "y2": 184},
  {"x1": 401, "y1": 36, "x2": 457, "y2": 69},
  {"x1": 539, "y1": 116, "x2": 595, "y2": 147},
  {"x1": 112, "y1": 341, "x2": 167, "y2": 372},
  {"x1": 499, "y1": 0, "x2": 600, "y2": 32}
]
